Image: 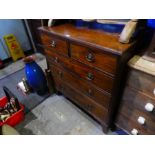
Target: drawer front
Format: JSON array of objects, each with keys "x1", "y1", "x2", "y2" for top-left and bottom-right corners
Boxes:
[
  {"x1": 117, "y1": 104, "x2": 155, "y2": 134},
  {"x1": 50, "y1": 64, "x2": 111, "y2": 109},
  {"x1": 40, "y1": 32, "x2": 68, "y2": 56},
  {"x1": 54, "y1": 77, "x2": 108, "y2": 124},
  {"x1": 127, "y1": 69, "x2": 155, "y2": 99},
  {"x1": 116, "y1": 113, "x2": 154, "y2": 135},
  {"x1": 70, "y1": 43, "x2": 117, "y2": 75},
  {"x1": 121, "y1": 86, "x2": 155, "y2": 119},
  {"x1": 46, "y1": 49, "x2": 114, "y2": 93}
]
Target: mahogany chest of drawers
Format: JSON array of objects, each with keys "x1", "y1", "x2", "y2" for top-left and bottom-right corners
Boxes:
[
  {"x1": 116, "y1": 56, "x2": 155, "y2": 135},
  {"x1": 38, "y1": 23, "x2": 139, "y2": 133}
]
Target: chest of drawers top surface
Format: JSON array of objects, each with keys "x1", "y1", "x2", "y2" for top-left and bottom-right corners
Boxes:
[{"x1": 38, "y1": 24, "x2": 135, "y2": 56}]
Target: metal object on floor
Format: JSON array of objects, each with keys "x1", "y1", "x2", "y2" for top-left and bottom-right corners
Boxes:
[{"x1": 17, "y1": 78, "x2": 32, "y2": 96}]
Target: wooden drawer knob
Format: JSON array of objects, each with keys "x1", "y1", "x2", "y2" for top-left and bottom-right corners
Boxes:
[
  {"x1": 54, "y1": 57, "x2": 59, "y2": 63},
  {"x1": 137, "y1": 116, "x2": 145, "y2": 125},
  {"x1": 51, "y1": 40, "x2": 56, "y2": 48},
  {"x1": 131, "y1": 128, "x2": 138, "y2": 135},
  {"x1": 145, "y1": 103, "x2": 154, "y2": 112},
  {"x1": 88, "y1": 89, "x2": 93, "y2": 96},
  {"x1": 86, "y1": 53, "x2": 94, "y2": 62}
]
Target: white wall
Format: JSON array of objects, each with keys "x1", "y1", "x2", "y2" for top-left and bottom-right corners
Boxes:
[{"x1": 0, "y1": 19, "x2": 31, "y2": 60}]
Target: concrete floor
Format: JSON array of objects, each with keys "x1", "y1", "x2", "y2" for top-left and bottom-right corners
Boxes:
[
  {"x1": 15, "y1": 95, "x2": 106, "y2": 135},
  {"x1": 0, "y1": 53, "x2": 117, "y2": 135}
]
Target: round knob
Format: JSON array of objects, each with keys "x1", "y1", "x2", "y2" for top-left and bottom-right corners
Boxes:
[
  {"x1": 137, "y1": 116, "x2": 145, "y2": 125},
  {"x1": 51, "y1": 40, "x2": 56, "y2": 47},
  {"x1": 131, "y1": 128, "x2": 138, "y2": 135},
  {"x1": 145, "y1": 103, "x2": 154, "y2": 112},
  {"x1": 54, "y1": 57, "x2": 58, "y2": 63},
  {"x1": 88, "y1": 89, "x2": 93, "y2": 96},
  {"x1": 86, "y1": 73, "x2": 94, "y2": 81},
  {"x1": 86, "y1": 53, "x2": 94, "y2": 62}
]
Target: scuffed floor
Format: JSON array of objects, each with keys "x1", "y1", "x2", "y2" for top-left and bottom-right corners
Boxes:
[
  {"x1": 1, "y1": 53, "x2": 117, "y2": 135},
  {"x1": 15, "y1": 95, "x2": 106, "y2": 135}
]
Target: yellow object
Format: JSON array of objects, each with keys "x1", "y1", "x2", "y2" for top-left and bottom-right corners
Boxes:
[
  {"x1": 4, "y1": 34, "x2": 25, "y2": 61},
  {"x1": 1, "y1": 124, "x2": 20, "y2": 135}
]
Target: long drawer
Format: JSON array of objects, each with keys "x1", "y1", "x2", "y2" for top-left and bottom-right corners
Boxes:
[
  {"x1": 40, "y1": 32, "x2": 68, "y2": 56},
  {"x1": 70, "y1": 43, "x2": 117, "y2": 76},
  {"x1": 118, "y1": 103, "x2": 155, "y2": 134},
  {"x1": 45, "y1": 49, "x2": 114, "y2": 93},
  {"x1": 53, "y1": 77, "x2": 108, "y2": 125},
  {"x1": 127, "y1": 69, "x2": 155, "y2": 99},
  {"x1": 116, "y1": 113, "x2": 154, "y2": 135},
  {"x1": 50, "y1": 64, "x2": 111, "y2": 109},
  {"x1": 121, "y1": 86, "x2": 155, "y2": 119}
]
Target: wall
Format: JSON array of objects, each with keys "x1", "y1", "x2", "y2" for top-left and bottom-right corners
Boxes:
[{"x1": 0, "y1": 19, "x2": 31, "y2": 60}]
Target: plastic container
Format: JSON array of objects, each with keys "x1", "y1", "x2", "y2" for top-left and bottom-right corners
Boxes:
[
  {"x1": 147, "y1": 19, "x2": 155, "y2": 29},
  {"x1": 75, "y1": 20, "x2": 125, "y2": 33},
  {"x1": 0, "y1": 87, "x2": 25, "y2": 127},
  {"x1": 75, "y1": 19, "x2": 89, "y2": 27},
  {"x1": 89, "y1": 21, "x2": 125, "y2": 33}
]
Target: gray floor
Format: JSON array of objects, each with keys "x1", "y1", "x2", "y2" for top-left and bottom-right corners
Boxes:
[
  {"x1": 15, "y1": 95, "x2": 106, "y2": 135},
  {"x1": 0, "y1": 53, "x2": 116, "y2": 135}
]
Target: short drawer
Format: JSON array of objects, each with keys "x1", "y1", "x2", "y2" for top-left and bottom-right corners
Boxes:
[
  {"x1": 54, "y1": 77, "x2": 108, "y2": 125},
  {"x1": 50, "y1": 64, "x2": 111, "y2": 109},
  {"x1": 116, "y1": 113, "x2": 154, "y2": 135},
  {"x1": 70, "y1": 43, "x2": 117, "y2": 75},
  {"x1": 127, "y1": 69, "x2": 155, "y2": 99},
  {"x1": 46, "y1": 49, "x2": 114, "y2": 93},
  {"x1": 121, "y1": 86, "x2": 155, "y2": 119},
  {"x1": 40, "y1": 32, "x2": 68, "y2": 56}
]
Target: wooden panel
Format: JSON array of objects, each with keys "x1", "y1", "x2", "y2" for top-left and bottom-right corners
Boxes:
[
  {"x1": 116, "y1": 113, "x2": 154, "y2": 135},
  {"x1": 127, "y1": 69, "x2": 155, "y2": 99},
  {"x1": 40, "y1": 32, "x2": 68, "y2": 56},
  {"x1": 70, "y1": 43, "x2": 117, "y2": 75},
  {"x1": 54, "y1": 77, "x2": 108, "y2": 125},
  {"x1": 50, "y1": 64, "x2": 111, "y2": 109},
  {"x1": 45, "y1": 49, "x2": 114, "y2": 93}
]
